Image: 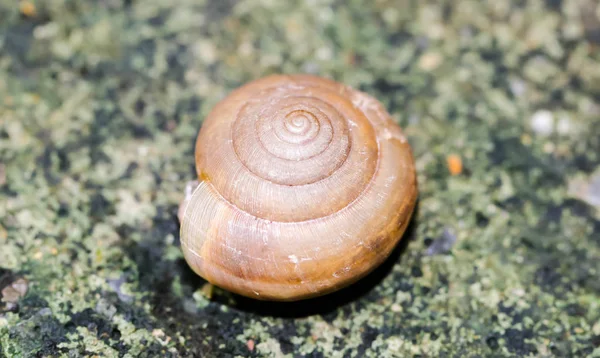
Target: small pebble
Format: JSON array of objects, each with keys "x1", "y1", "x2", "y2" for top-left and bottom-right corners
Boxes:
[
  {"x1": 194, "y1": 40, "x2": 217, "y2": 65},
  {"x1": 152, "y1": 329, "x2": 165, "y2": 338},
  {"x1": 530, "y1": 110, "x2": 554, "y2": 136},
  {"x1": 247, "y1": 339, "x2": 255, "y2": 351},
  {"x1": 391, "y1": 303, "x2": 403, "y2": 312},
  {"x1": 583, "y1": 172, "x2": 600, "y2": 208},
  {"x1": 316, "y1": 47, "x2": 333, "y2": 61},
  {"x1": 509, "y1": 78, "x2": 526, "y2": 97},
  {"x1": 593, "y1": 322, "x2": 600, "y2": 335},
  {"x1": 107, "y1": 276, "x2": 134, "y2": 303},
  {"x1": 419, "y1": 52, "x2": 442, "y2": 71},
  {"x1": 568, "y1": 170, "x2": 600, "y2": 209},
  {"x1": 426, "y1": 229, "x2": 457, "y2": 256},
  {"x1": 1, "y1": 278, "x2": 29, "y2": 310}
]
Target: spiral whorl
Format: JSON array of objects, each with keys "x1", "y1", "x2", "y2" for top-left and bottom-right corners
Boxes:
[
  {"x1": 235, "y1": 96, "x2": 350, "y2": 185},
  {"x1": 180, "y1": 74, "x2": 417, "y2": 301}
]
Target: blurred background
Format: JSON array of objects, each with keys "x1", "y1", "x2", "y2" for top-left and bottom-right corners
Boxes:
[{"x1": 1, "y1": 0, "x2": 599, "y2": 357}]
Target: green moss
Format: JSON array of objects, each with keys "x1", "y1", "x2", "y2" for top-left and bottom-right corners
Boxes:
[{"x1": 1, "y1": 0, "x2": 599, "y2": 356}]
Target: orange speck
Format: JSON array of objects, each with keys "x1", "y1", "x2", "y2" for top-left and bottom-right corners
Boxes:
[
  {"x1": 19, "y1": 1, "x2": 36, "y2": 17},
  {"x1": 199, "y1": 171, "x2": 210, "y2": 182},
  {"x1": 246, "y1": 339, "x2": 255, "y2": 351},
  {"x1": 446, "y1": 154, "x2": 463, "y2": 176}
]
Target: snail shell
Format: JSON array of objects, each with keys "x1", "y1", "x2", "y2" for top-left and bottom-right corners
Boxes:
[{"x1": 180, "y1": 74, "x2": 417, "y2": 301}]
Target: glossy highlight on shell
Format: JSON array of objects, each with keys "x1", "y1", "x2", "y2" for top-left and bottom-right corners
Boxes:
[{"x1": 180, "y1": 74, "x2": 417, "y2": 301}]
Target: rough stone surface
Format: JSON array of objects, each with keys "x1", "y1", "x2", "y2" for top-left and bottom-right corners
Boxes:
[{"x1": 1, "y1": 0, "x2": 599, "y2": 357}]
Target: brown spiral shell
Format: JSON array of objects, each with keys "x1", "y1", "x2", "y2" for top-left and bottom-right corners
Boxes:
[{"x1": 180, "y1": 74, "x2": 417, "y2": 301}]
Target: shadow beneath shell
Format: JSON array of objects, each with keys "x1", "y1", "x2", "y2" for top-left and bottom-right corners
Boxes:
[{"x1": 215, "y1": 200, "x2": 420, "y2": 318}]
